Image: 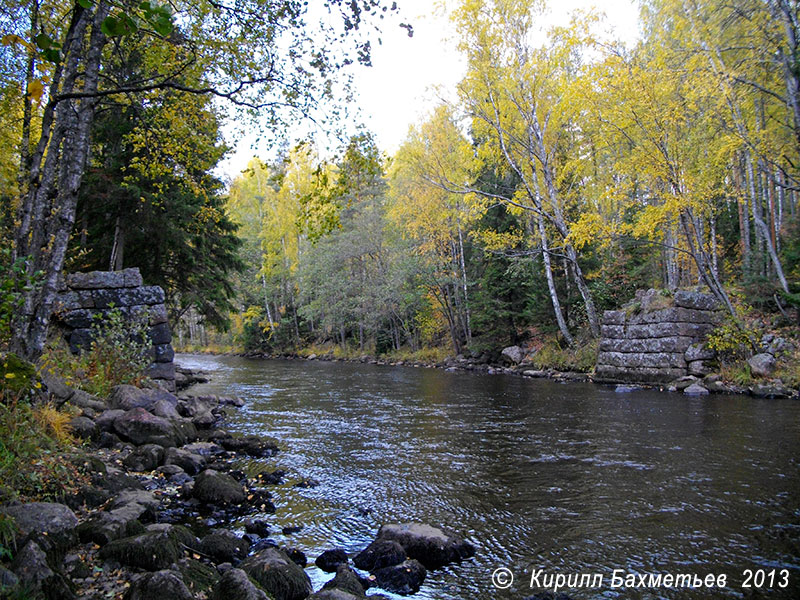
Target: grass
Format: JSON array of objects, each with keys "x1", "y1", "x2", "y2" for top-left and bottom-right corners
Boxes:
[
  {"x1": 0, "y1": 396, "x2": 87, "y2": 504},
  {"x1": 719, "y1": 361, "x2": 755, "y2": 386},
  {"x1": 173, "y1": 342, "x2": 237, "y2": 354},
  {"x1": 531, "y1": 337, "x2": 598, "y2": 373}
]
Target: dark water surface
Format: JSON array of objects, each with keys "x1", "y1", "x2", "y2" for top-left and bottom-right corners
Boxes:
[{"x1": 176, "y1": 354, "x2": 800, "y2": 599}]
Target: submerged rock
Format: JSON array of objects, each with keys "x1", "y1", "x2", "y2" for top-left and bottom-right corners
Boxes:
[
  {"x1": 373, "y1": 559, "x2": 427, "y2": 595},
  {"x1": 376, "y1": 523, "x2": 475, "y2": 569},
  {"x1": 315, "y1": 549, "x2": 349, "y2": 573},
  {"x1": 353, "y1": 539, "x2": 406, "y2": 572},
  {"x1": 683, "y1": 383, "x2": 709, "y2": 396}
]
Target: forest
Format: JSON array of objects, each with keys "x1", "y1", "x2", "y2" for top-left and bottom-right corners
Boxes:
[{"x1": 2, "y1": 0, "x2": 800, "y2": 369}]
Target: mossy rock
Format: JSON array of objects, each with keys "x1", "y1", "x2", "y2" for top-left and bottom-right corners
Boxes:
[
  {"x1": 241, "y1": 547, "x2": 312, "y2": 600},
  {"x1": 175, "y1": 558, "x2": 220, "y2": 594},
  {"x1": 99, "y1": 525, "x2": 196, "y2": 570}
]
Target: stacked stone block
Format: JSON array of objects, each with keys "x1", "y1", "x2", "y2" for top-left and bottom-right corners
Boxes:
[
  {"x1": 595, "y1": 290, "x2": 722, "y2": 384},
  {"x1": 51, "y1": 268, "x2": 176, "y2": 391}
]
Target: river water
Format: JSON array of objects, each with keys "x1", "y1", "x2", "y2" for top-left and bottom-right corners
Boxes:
[{"x1": 176, "y1": 354, "x2": 800, "y2": 599}]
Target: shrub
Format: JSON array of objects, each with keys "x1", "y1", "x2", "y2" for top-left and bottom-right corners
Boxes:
[
  {"x1": 532, "y1": 337, "x2": 598, "y2": 372},
  {"x1": 41, "y1": 307, "x2": 152, "y2": 398}
]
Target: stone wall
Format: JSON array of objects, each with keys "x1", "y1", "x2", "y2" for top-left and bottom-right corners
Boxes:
[
  {"x1": 51, "y1": 268, "x2": 176, "y2": 391},
  {"x1": 594, "y1": 289, "x2": 722, "y2": 384}
]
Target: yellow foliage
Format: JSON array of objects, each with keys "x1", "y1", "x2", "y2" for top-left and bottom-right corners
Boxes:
[{"x1": 33, "y1": 405, "x2": 76, "y2": 445}]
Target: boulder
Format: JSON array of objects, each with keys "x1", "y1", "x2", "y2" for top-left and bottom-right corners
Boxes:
[
  {"x1": 211, "y1": 568, "x2": 269, "y2": 600},
  {"x1": 683, "y1": 383, "x2": 709, "y2": 396},
  {"x1": 11, "y1": 539, "x2": 74, "y2": 599},
  {"x1": 175, "y1": 558, "x2": 220, "y2": 595},
  {"x1": 68, "y1": 388, "x2": 107, "y2": 411},
  {"x1": 110, "y1": 385, "x2": 178, "y2": 412},
  {"x1": 244, "y1": 519, "x2": 272, "y2": 537},
  {"x1": 668, "y1": 375, "x2": 699, "y2": 391},
  {"x1": 500, "y1": 346, "x2": 524, "y2": 365},
  {"x1": 152, "y1": 398, "x2": 182, "y2": 420},
  {"x1": 114, "y1": 407, "x2": 180, "y2": 447},
  {"x1": 751, "y1": 383, "x2": 794, "y2": 399},
  {"x1": 165, "y1": 447, "x2": 207, "y2": 475},
  {"x1": 193, "y1": 411, "x2": 219, "y2": 429},
  {"x1": 124, "y1": 570, "x2": 193, "y2": 600},
  {"x1": 77, "y1": 502, "x2": 151, "y2": 545},
  {"x1": 199, "y1": 530, "x2": 250, "y2": 563},
  {"x1": 241, "y1": 547, "x2": 313, "y2": 600},
  {"x1": 0, "y1": 502, "x2": 78, "y2": 551},
  {"x1": 373, "y1": 559, "x2": 426, "y2": 595},
  {"x1": 123, "y1": 444, "x2": 165, "y2": 472},
  {"x1": 178, "y1": 395, "x2": 219, "y2": 418},
  {"x1": 68, "y1": 416, "x2": 97, "y2": 441},
  {"x1": 96, "y1": 409, "x2": 126, "y2": 432},
  {"x1": 748, "y1": 353, "x2": 776, "y2": 377},
  {"x1": 217, "y1": 435, "x2": 279, "y2": 458},
  {"x1": 353, "y1": 539, "x2": 406, "y2": 572},
  {"x1": 315, "y1": 549, "x2": 349, "y2": 573},
  {"x1": 284, "y1": 547, "x2": 307, "y2": 567},
  {"x1": 320, "y1": 565, "x2": 370, "y2": 596},
  {"x1": 41, "y1": 372, "x2": 76, "y2": 404},
  {"x1": 99, "y1": 525, "x2": 197, "y2": 570},
  {"x1": 375, "y1": 523, "x2": 475, "y2": 569},
  {"x1": 193, "y1": 469, "x2": 246, "y2": 505}
]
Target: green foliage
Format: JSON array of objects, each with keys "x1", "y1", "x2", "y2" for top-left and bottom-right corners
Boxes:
[
  {"x1": 0, "y1": 353, "x2": 39, "y2": 398},
  {"x1": 0, "y1": 251, "x2": 39, "y2": 348},
  {"x1": 40, "y1": 309, "x2": 151, "y2": 398}
]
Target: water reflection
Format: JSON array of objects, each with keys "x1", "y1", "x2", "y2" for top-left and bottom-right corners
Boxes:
[{"x1": 177, "y1": 354, "x2": 800, "y2": 599}]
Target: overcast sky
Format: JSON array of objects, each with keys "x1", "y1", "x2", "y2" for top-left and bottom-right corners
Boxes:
[{"x1": 217, "y1": 0, "x2": 641, "y2": 182}]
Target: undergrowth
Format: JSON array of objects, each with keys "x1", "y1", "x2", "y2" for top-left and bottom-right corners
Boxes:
[
  {"x1": 40, "y1": 307, "x2": 151, "y2": 397},
  {"x1": 531, "y1": 337, "x2": 598, "y2": 372}
]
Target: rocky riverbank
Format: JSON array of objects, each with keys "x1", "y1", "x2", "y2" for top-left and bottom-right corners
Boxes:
[
  {"x1": 234, "y1": 347, "x2": 799, "y2": 400},
  {"x1": 0, "y1": 376, "x2": 475, "y2": 599}
]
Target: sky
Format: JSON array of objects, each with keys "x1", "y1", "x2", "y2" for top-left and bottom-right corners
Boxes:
[{"x1": 217, "y1": 0, "x2": 641, "y2": 183}]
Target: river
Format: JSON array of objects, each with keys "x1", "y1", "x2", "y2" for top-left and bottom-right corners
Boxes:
[{"x1": 176, "y1": 353, "x2": 800, "y2": 599}]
